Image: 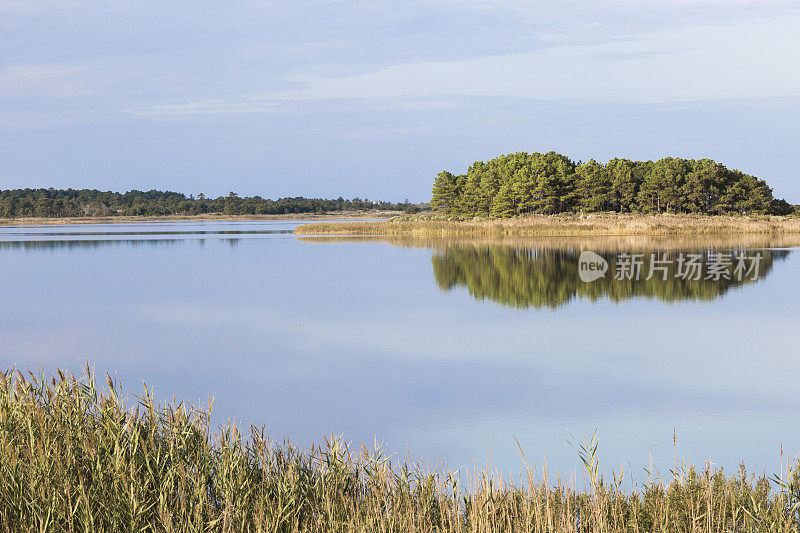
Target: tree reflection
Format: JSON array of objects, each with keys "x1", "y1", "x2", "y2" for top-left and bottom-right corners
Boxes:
[{"x1": 432, "y1": 245, "x2": 789, "y2": 308}]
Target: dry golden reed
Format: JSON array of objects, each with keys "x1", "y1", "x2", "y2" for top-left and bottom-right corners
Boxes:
[
  {"x1": 1, "y1": 366, "x2": 798, "y2": 532},
  {"x1": 295, "y1": 213, "x2": 800, "y2": 237}
]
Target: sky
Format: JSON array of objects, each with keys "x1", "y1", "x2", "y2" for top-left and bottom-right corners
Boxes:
[{"x1": 1, "y1": 0, "x2": 799, "y2": 202}]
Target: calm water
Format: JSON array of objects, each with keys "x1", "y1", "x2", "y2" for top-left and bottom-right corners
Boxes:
[{"x1": 1, "y1": 220, "x2": 799, "y2": 479}]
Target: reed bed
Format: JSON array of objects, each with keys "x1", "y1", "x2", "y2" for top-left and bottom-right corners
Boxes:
[
  {"x1": 294, "y1": 213, "x2": 800, "y2": 237},
  {"x1": 1, "y1": 366, "x2": 798, "y2": 532}
]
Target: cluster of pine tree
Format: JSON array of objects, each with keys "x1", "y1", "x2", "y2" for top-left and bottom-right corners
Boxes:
[
  {"x1": 0, "y1": 189, "x2": 419, "y2": 218},
  {"x1": 431, "y1": 152, "x2": 795, "y2": 217}
]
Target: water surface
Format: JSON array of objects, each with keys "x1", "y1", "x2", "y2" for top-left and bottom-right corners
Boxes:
[{"x1": 1, "y1": 220, "x2": 799, "y2": 479}]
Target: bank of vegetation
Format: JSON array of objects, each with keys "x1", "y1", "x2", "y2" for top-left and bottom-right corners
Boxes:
[
  {"x1": 0, "y1": 189, "x2": 419, "y2": 219},
  {"x1": 431, "y1": 152, "x2": 796, "y2": 217},
  {"x1": 294, "y1": 212, "x2": 800, "y2": 236},
  {"x1": 1, "y1": 366, "x2": 798, "y2": 532}
]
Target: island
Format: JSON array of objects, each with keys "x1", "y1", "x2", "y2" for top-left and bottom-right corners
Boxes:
[{"x1": 296, "y1": 151, "x2": 800, "y2": 236}]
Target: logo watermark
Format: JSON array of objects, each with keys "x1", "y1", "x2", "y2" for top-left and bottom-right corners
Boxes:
[{"x1": 578, "y1": 251, "x2": 609, "y2": 282}]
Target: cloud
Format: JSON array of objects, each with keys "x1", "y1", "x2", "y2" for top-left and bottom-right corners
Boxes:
[
  {"x1": 334, "y1": 125, "x2": 438, "y2": 140},
  {"x1": 4, "y1": 0, "x2": 799, "y2": 114},
  {"x1": 233, "y1": 10, "x2": 800, "y2": 104},
  {"x1": 3, "y1": 0, "x2": 800, "y2": 201},
  {"x1": 133, "y1": 99, "x2": 279, "y2": 116},
  {"x1": 0, "y1": 64, "x2": 94, "y2": 98},
  {"x1": 0, "y1": 59, "x2": 152, "y2": 103},
  {"x1": 592, "y1": 49, "x2": 685, "y2": 61},
  {"x1": 116, "y1": 3, "x2": 800, "y2": 118},
  {"x1": 370, "y1": 98, "x2": 465, "y2": 111},
  {"x1": 0, "y1": 0, "x2": 94, "y2": 15},
  {"x1": 131, "y1": 95, "x2": 464, "y2": 117}
]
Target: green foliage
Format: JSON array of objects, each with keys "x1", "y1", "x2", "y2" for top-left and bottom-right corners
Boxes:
[
  {"x1": 431, "y1": 151, "x2": 795, "y2": 217},
  {"x1": 607, "y1": 158, "x2": 642, "y2": 212},
  {"x1": 0, "y1": 189, "x2": 415, "y2": 219},
  {"x1": 576, "y1": 159, "x2": 612, "y2": 212},
  {"x1": 770, "y1": 198, "x2": 796, "y2": 216},
  {"x1": 431, "y1": 171, "x2": 460, "y2": 212},
  {"x1": 1, "y1": 366, "x2": 799, "y2": 531}
]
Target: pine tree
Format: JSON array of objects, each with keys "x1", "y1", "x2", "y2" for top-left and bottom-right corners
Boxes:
[
  {"x1": 490, "y1": 183, "x2": 517, "y2": 218},
  {"x1": 576, "y1": 159, "x2": 612, "y2": 212},
  {"x1": 428, "y1": 151, "x2": 788, "y2": 218},
  {"x1": 431, "y1": 171, "x2": 460, "y2": 212}
]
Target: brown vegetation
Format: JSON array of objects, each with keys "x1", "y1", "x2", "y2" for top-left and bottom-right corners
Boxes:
[{"x1": 295, "y1": 213, "x2": 800, "y2": 237}]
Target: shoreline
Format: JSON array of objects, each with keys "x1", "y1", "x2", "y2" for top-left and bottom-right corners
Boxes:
[
  {"x1": 296, "y1": 233, "x2": 800, "y2": 251},
  {"x1": 295, "y1": 213, "x2": 800, "y2": 236},
  {"x1": 0, "y1": 210, "x2": 398, "y2": 227}
]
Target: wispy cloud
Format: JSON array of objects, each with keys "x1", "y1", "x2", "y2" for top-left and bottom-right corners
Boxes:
[
  {"x1": 2, "y1": 0, "x2": 800, "y2": 199},
  {"x1": 0, "y1": 64, "x2": 94, "y2": 98},
  {"x1": 592, "y1": 49, "x2": 686, "y2": 61},
  {"x1": 0, "y1": 0, "x2": 97, "y2": 15},
  {"x1": 334, "y1": 125, "x2": 438, "y2": 140},
  {"x1": 187, "y1": 11, "x2": 800, "y2": 106},
  {"x1": 131, "y1": 95, "x2": 465, "y2": 117},
  {"x1": 133, "y1": 99, "x2": 279, "y2": 117}
]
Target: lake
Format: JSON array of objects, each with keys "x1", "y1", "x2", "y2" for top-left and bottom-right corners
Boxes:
[{"x1": 1, "y1": 220, "x2": 799, "y2": 480}]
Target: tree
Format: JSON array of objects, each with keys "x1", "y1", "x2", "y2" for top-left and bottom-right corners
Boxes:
[
  {"x1": 431, "y1": 171, "x2": 460, "y2": 212},
  {"x1": 637, "y1": 161, "x2": 666, "y2": 213},
  {"x1": 490, "y1": 183, "x2": 517, "y2": 218},
  {"x1": 769, "y1": 198, "x2": 795, "y2": 216},
  {"x1": 429, "y1": 151, "x2": 786, "y2": 218},
  {"x1": 575, "y1": 159, "x2": 612, "y2": 212},
  {"x1": 0, "y1": 189, "x2": 415, "y2": 219},
  {"x1": 682, "y1": 159, "x2": 725, "y2": 214},
  {"x1": 529, "y1": 152, "x2": 576, "y2": 214},
  {"x1": 607, "y1": 158, "x2": 640, "y2": 212}
]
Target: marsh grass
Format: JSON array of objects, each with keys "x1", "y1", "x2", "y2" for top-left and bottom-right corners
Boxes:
[
  {"x1": 294, "y1": 212, "x2": 800, "y2": 237},
  {"x1": 1, "y1": 366, "x2": 799, "y2": 532}
]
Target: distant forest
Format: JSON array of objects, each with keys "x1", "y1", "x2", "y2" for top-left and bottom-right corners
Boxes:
[
  {"x1": 431, "y1": 152, "x2": 796, "y2": 217},
  {"x1": 0, "y1": 189, "x2": 419, "y2": 218}
]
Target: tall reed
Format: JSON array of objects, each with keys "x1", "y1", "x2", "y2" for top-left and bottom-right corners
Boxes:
[
  {"x1": 294, "y1": 212, "x2": 800, "y2": 237},
  {"x1": 1, "y1": 366, "x2": 798, "y2": 532}
]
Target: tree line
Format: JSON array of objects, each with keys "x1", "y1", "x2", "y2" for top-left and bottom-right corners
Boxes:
[
  {"x1": 431, "y1": 151, "x2": 796, "y2": 217},
  {"x1": 0, "y1": 189, "x2": 420, "y2": 218}
]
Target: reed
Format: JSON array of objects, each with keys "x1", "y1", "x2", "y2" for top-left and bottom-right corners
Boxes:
[
  {"x1": 1, "y1": 366, "x2": 798, "y2": 532},
  {"x1": 294, "y1": 212, "x2": 800, "y2": 237}
]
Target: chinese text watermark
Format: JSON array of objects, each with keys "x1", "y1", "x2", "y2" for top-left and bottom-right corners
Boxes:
[{"x1": 578, "y1": 251, "x2": 763, "y2": 282}]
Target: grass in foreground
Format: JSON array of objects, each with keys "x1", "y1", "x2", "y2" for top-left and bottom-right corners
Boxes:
[
  {"x1": 1, "y1": 367, "x2": 799, "y2": 532},
  {"x1": 294, "y1": 212, "x2": 800, "y2": 237}
]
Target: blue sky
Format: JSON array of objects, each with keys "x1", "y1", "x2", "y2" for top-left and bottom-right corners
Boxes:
[{"x1": 2, "y1": 1, "x2": 799, "y2": 202}]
